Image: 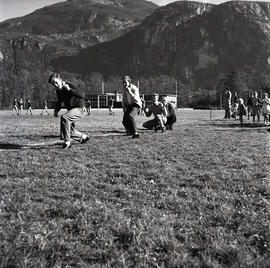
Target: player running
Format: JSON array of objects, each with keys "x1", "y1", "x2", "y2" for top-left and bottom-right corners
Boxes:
[{"x1": 48, "y1": 73, "x2": 89, "y2": 149}]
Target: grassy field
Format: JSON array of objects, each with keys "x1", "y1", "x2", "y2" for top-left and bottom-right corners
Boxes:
[{"x1": 0, "y1": 109, "x2": 269, "y2": 267}]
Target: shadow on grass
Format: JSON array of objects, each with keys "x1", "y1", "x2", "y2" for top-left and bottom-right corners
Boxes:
[
  {"x1": 0, "y1": 143, "x2": 23, "y2": 149},
  {"x1": 99, "y1": 130, "x2": 125, "y2": 134},
  {"x1": 4, "y1": 134, "x2": 59, "y2": 139},
  {"x1": 212, "y1": 122, "x2": 269, "y2": 130}
]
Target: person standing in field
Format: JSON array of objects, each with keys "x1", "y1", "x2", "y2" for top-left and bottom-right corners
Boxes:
[
  {"x1": 247, "y1": 92, "x2": 253, "y2": 120},
  {"x1": 18, "y1": 98, "x2": 24, "y2": 115},
  {"x1": 251, "y1": 91, "x2": 262, "y2": 124},
  {"x1": 262, "y1": 92, "x2": 270, "y2": 126},
  {"x1": 26, "y1": 99, "x2": 33, "y2": 115},
  {"x1": 108, "y1": 97, "x2": 114, "y2": 115},
  {"x1": 139, "y1": 96, "x2": 146, "y2": 116},
  {"x1": 86, "y1": 99, "x2": 91, "y2": 115},
  {"x1": 121, "y1": 75, "x2": 142, "y2": 138},
  {"x1": 48, "y1": 73, "x2": 89, "y2": 149},
  {"x1": 224, "y1": 89, "x2": 232, "y2": 119},
  {"x1": 12, "y1": 98, "x2": 19, "y2": 115},
  {"x1": 231, "y1": 92, "x2": 239, "y2": 120},
  {"x1": 238, "y1": 98, "x2": 247, "y2": 125},
  {"x1": 40, "y1": 99, "x2": 50, "y2": 115},
  {"x1": 143, "y1": 93, "x2": 167, "y2": 132}
]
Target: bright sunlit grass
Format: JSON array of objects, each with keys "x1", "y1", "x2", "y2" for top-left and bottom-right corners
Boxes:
[{"x1": 0, "y1": 109, "x2": 269, "y2": 267}]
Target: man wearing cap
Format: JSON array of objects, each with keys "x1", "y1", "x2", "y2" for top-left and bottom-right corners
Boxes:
[
  {"x1": 48, "y1": 73, "x2": 89, "y2": 149},
  {"x1": 122, "y1": 75, "x2": 142, "y2": 138}
]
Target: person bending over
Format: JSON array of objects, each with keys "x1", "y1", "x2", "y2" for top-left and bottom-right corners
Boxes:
[
  {"x1": 48, "y1": 73, "x2": 89, "y2": 149},
  {"x1": 143, "y1": 93, "x2": 167, "y2": 132}
]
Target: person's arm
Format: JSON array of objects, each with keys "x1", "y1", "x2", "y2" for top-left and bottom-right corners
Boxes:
[
  {"x1": 54, "y1": 91, "x2": 62, "y2": 117},
  {"x1": 64, "y1": 83, "x2": 85, "y2": 98},
  {"x1": 161, "y1": 103, "x2": 168, "y2": 117}
]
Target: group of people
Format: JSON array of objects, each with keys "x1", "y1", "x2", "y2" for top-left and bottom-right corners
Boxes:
[
  {"x1": 224, "y1": 89, "x2": 270, "y2": 125},
  {"x1": 12, "y1": 98, "x2": 33, "y2": 115},
  {"x1": 47, "y1": 73, "x2": 177, "y2": 149}
]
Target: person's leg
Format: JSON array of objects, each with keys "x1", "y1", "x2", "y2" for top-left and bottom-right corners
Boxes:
[
  {"x1": 122, "y1": 111, "x2": 131, "y2": 133},
  {"x1": 156, "y1": 115, "x2": 166, "y2": 130},
  {"x1": 70, "y1": 122, "x2": 87, "y2": 142},
  {"x1": 127, "y1": 105, "x2": 140, "y2": 135},
  {"x1": 60, "y1": 108, "x2": 87, "y2": 143},
  {"x1": 166, "y1": 116, "x2": 173, "y2": 130},
  {"x1": 239, "y1": 115, "x2": 243, "y2": 124},
  {"x1": 142, "y1": 119, "x2": 158, "y2": 129}
]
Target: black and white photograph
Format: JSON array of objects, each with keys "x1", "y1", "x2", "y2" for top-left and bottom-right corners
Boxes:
[{"x1": 0, "y1": 0, "x2": 269, "y2": 267}]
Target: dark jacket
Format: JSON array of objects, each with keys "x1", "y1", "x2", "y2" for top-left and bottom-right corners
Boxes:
[{"x1": 55, "y1": 83, "x2": 85, "y2": 112}]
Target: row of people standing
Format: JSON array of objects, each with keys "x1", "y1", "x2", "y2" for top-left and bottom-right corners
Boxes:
[
  {"x1": 12, "y1": 98, "x2": 33, "y2": 115},
  {"x1": 12, "y1": 98, "x2": 50, "y2": 115},
  {"x1": 224, "y1": 90, "x2": 270, "y2": 125}
]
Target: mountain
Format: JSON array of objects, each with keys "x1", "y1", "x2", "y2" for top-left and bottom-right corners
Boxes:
[
  {"x1": 52, "y1": 1, "x2": 270, "y2": 89},
  {"x1": 0, "y1": 0, "x2": 157, "y2": 108},
  {"x1": 0, "y1": 0, "x2": 157, "y2": 55}
]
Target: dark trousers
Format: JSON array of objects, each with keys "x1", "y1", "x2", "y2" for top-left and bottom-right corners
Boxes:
[{"x1": 122, "y1": 104, "x2": 140, "y2": 134}]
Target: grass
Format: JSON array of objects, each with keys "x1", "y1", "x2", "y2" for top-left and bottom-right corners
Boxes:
[{"x1": 0, "y1": 109, "x2": 269, "y2": 267}]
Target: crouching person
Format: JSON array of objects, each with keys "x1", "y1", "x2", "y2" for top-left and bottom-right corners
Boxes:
[
  {"x1": 161, "y1": 96, "x2": 177, "y2": 130},
  {"x1": 48, "y1": 73, "x2": 89, "y2": 149},
  {"x1": 143, "y1": 93, "x2": 167, "y2": 132}
]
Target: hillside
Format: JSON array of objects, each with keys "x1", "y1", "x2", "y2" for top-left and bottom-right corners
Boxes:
[
  {"x1": 0, "y1": 0, "x2": 157, "y2": 55},
  {"x1": 0, "y1": 0, "x2": 157, "y2": 108},
  {"x1": 52, "y1": 1, "x2": 270, "y2": 90}
]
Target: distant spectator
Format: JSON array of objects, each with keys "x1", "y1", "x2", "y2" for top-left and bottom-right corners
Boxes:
[
  {"x1": 161, "y1": 96, "x2": 177, "y2": 130},
  {"x1": 262, "y1": 92, "x2": 270, "y2": 126},
  {"x1": 238, "y1": 98, "x2": 247, "y2": 125},
  {"x1": 26, "y1": 99, "x2": 33, "y2": 115},
  {"x1": 247, "y1": 92, "x2": 253, "y2": 120},
  {"x1": 122, "y1": 75, "x2": 142, "y2": 138},
  {"x1": 86, "y1": 99, "x2": 92, "y2": 115},
  {"x1": 143, "y1": 93, "x2": 167, "y2": 132},
  {"x1": 40, "y1": 99, "x2": 50, "y2": 115},
  {"x1": 108, "y1": 98, "x2": 114, "y2": 115},
  {"x1": 12, "y1": 98, "x2": 19, "y2": 115},
  {"x1": 231, "y1": 92, "x2": 239, "y2": 120},
  {"x1": 18, "y1": 98, "x2": 24, "y2": 115},
  {"x1": 224, "y1": 89, "x2": 231, "y2": 119},
  {"x1": 251, "y1": 91, "x2": 262, "y2": 124},
  {"x1": 139, "y1": 96, "x2": 146, "y2": 116}
]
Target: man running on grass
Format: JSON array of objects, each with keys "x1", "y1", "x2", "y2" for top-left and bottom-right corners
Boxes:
[{"x1": 48, "y1": 73, "x2": 89, "y2": 149}]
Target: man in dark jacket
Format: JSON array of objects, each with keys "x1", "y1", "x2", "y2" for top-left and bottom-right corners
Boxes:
[{"x1": 48, "y1": 73, "x2": 89, "y2": 149}]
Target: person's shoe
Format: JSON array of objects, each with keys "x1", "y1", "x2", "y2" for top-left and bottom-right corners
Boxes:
[
  {"x1": 132, "y1": 133, "x2": 140, "y2": 139},
  {"x1": 81, "y1": 136, "x2": 90, "y2": 144},
  {"x1": 161, "y1": 127, "x2": 166, "y2": 133},
  {"x1": 62, "y1": 142, "x2": 72, "y2": 149}
]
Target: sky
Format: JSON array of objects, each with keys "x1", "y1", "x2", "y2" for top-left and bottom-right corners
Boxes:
[{"x1": 0, "y1": 0, "x2": 269, "y2": 22}]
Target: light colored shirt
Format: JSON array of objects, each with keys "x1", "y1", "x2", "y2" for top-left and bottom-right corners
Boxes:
[{"x1": 122, "y1": 83, "x2": 142, "y2": 108}]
